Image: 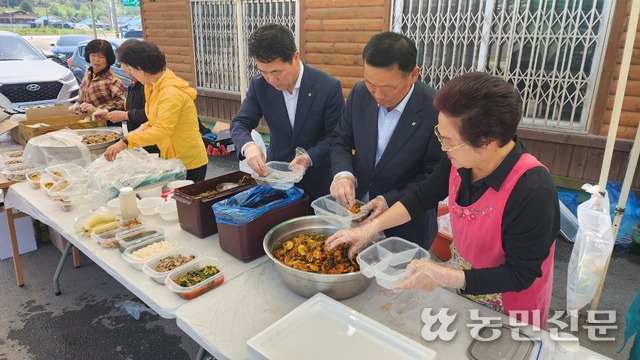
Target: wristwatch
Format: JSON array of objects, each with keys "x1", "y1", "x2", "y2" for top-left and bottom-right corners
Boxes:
[{"x1": 120, "y1": 134, "x2": 128, "y2": 146}]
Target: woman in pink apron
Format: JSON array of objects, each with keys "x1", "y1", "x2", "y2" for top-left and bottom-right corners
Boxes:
[{"x1": 327, "y1": 72, "x2": 559, "y2": 328}]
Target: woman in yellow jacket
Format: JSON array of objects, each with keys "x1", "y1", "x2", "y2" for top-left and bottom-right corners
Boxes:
[{"x1": 104, "y1": 40, "x2": 208, "y2": 181}]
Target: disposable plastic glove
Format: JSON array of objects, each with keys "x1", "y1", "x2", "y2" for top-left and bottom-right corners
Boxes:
[
  {"x1": 244, "y1": 142, "x2": 268, "y2": 177},
  {"x1": 80, "y1": 103, "x2": 96, "y2": 114},
  {"x1": 330, "y1": 174, "x2": 356, "y2": 207},
  {"x1": 325, "y1": 219, "x2": 380, "y2": 259},
  {"x1": 68, "y1": 104, "x2": 81, "y2": 114},
  {"x1": 106, "y1": 110, "x2": 128, "y2": 123},
  {"x1": 92, "y1": 108, "x2": 108, "y2": 120},
  {"x1": 290, "y1": 147, "x2": 311, "y2": 172},
  {"x1": 396, "y1": 259, "x2": 465, "y2": 292},
  {"x1": 361, "y1": 195, "x2": 388, "y2": 222}
]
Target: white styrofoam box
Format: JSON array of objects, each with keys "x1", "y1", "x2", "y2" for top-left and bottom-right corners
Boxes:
[{"x1": 0, "y1": 208, "x2": 37, "y2": 260}]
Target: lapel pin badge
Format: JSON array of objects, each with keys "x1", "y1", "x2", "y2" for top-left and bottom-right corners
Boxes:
[
  {"x1": 412, "y1": 122, "x2": 416, "y2": 126},
  {"x1": 308, "y1": 93, "x2": 312, "y2": 97}
]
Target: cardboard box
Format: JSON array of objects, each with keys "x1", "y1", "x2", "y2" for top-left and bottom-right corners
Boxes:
[
  {"x1": 48, "y1": 226, "x2": 68, "y2": 254},
  {"x1": 0, "y1": 208, "x2": 37, "y2": 260},
  {"x1": 3, "y1": 105, "x2": 107, "y2": 145}
]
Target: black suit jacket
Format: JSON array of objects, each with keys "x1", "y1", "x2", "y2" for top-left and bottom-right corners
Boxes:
[
  {"x1": 331, "y1": 81, "x2": 443, "y2": 248},
  {"x1": 231, "y1": 64, "x2": 344, "y2": 200}
]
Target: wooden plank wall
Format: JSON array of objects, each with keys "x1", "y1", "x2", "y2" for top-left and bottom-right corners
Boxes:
[
  {"x1": 519, "y1": 129, "x2": 640, "y2": 188},
  {"x1": 300, "y1": 0, "x2": 391, "y2": 98},
  {"x1": 195, "y1": 90, "x2": 241, "y2": 122},
  {"x1": 140, "y1": 0, "x2": 196, "y2": 86},
  {"x1": 595, "y1": 1, "x2": 640, "y2": 139}
]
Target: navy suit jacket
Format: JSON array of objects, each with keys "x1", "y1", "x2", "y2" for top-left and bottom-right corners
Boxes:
[
  {"x1": 331, "y1": 81, "x2": 444, "y2": 248},
  {"x1": 231, "y1": 64, "x2": 344, "y2": 200}
]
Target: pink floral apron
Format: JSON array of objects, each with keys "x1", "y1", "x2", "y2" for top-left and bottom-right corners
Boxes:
[{"x1": 448, "y1": 153, "x2": 555, "y2": 328}]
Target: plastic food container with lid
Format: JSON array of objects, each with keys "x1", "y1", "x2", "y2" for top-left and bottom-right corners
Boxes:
[
  {"x1": 2, "y1": 150, "x2": 23, "y2": 159},
  {"x1": 25, "y1": 170, "x2": 42, "y2": 189},
  {"x1": 356, "y1": 237, "x2": 430, "y2": 289},
  {"x1": 2, "y1": 163, "x2": 37, "y2": 181},
  {"x1": 45, "y1": 163, "x2": 87, "y2": 182},
  {"x1": 164, "y1": 257, "x2": 226, "y2": 299},
  {"x1": 48, "y1": 178, "x2": 89, "y2": 202},
  {"x1": 311, "y1": 195, "x2": 369, "y2": 228},
  {"x1": 116, "y1": 224, "x2": 164, "y2": 252},
  {"x1": 0, "y1": 157, "x2": 24, "y2": 169},
  {"x1": 122, "y1": 238, "x2": 179, "y2": 270},
  {"x1": 251, "y1": 161, "x2": 304, "y2": 190},
  {"x1": 91, "y1": 222, "x2": 122, "y2": 249},
  {"x1": 142, "y1": 247, "x2": 201, "y2": 284}
]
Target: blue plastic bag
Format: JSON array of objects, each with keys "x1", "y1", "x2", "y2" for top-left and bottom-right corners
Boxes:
[
  {"x1": 606, "y1": 180, "x2": 640, "y2": 243},
  {"x1": 212, "y1": 186, "x2": 304, "y2": 226}
]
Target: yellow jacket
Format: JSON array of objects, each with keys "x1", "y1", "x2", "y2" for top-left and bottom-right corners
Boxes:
[{"x1": 125, "y1": 69, "x2": 208, "y2": 170}]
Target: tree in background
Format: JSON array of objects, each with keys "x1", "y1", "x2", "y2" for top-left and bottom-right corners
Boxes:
[{"x1": 19, "y1": 0, "x2": 33, "y2": 13}]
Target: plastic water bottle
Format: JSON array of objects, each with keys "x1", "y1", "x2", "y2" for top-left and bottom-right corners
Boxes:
[{"x1": 119, "y1": 186, "x2": 139, "y2": 221}]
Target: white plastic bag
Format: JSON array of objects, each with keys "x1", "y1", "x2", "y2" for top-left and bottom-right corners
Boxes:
[
  {"x1": 566, "y1": 184, "x2": 615, "y2": 312},
  {"x1": 23, "y1": 128, "x2": 92, "y2": 168}
]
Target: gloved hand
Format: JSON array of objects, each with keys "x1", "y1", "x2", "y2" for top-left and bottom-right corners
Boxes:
[
  {"x1": 330, "y1": 174, "x2": 356, "y2": 207},
  {"x1": 68, "y1": 104, "x2": 81, "y2": 114},
  {"x1": 92, "y1": 108, "x2": 108, "y2": 120},
  {"x1": 106, "y1": 110, "x2": 128, "y2": 123},
  {"x1": 80, "y1": 103, "x2": 97, "y2": 114},
  {"x1": 325, "y1": 219, "x2": 380, "y2": 259},
  {"x1": 244, "y1": 142, "x2": 268, "y2": 177},
  {"x1": 361, "y1": 195, "x2": 388, "y2": 222},
  {"x1": 395, "y1": 259, "x2": 465, "y2": 292},
  {"x1": 290, "y1": 147, "x2": 311, "y2": 172}
]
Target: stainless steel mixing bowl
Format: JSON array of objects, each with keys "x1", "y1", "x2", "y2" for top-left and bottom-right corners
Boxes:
[{"x1": 263, "y1": 215, "x2": 372, "y2": 300}]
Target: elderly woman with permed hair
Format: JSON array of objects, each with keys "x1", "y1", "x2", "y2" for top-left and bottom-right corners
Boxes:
[
  {"x1": 103, "y1": 40, "x2": 208, "y2": 182},
  {"x1": 326, "y1": 72, "x2": 560, "y2": 329},
  {"x1": 68, "y1": 39, "x2": 125, "y2": 115}
]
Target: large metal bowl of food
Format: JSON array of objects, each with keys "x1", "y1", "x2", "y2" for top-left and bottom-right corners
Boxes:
[
  {"x1": 73, "y1": 129, "x2": 121, "y2": 155},
  {"x1": 263, "y1": 215, "x2": 372, "y2": 300}
]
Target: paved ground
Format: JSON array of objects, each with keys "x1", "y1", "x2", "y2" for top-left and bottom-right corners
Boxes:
[
  {"x1": 1, "y1": 154, "x2": 638, "y2": 359},
  {"x1": 25, "y1": 34, "x2": 110, "y2": 53}
]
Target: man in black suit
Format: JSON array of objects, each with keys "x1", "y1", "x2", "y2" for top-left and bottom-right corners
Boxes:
[
  {"x1": 231, "y1": 24, "x2": 344, "y2": 200},
  {"x1": 330, "y1": 32, "x2": 444, "y2": 248}
]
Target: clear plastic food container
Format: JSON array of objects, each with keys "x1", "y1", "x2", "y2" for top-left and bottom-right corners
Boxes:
[
  {"x1": 2, "y1": 150, "x2": 23, "y2": 159},
  {"x1": 45, "y1": 163, "x2": 87, "y2": 182},
  {"x1": 251, "y1": 161, "x2": 304, "y2": 190},
  {"x1": 116, "y1": 225, "x2": 164, "y2": 252},
  {"x1": 0, "y1": 157, "x2": 24, "y2": 169},
  {"x1": 41, "y1": 175, "x2": 55, "y2": 191},
  {"x1": 122, "y1": 238, "x2": 179, "y2": 270},
  {"x1": 164, "y1": 257, "x2": 226, "y2": 300},
  {"x1": 2, "y1": 163, "x2": 37, "y2": 181},
  {"x1": 91, "y1": 222, "x2": 122, "y2": 249},
  {"x1": 311, "y1": 195, "x2": 369, "y2": 228},
  {"x1": 47, "y1": 179, "x2": 88, "y2": 202},
  {"x1": 142, "y1": 247, "x2": 201, "y2": 284},
  {"x1": 56, "y1": 198, "x2": 89, "y2": 212},
  {"x1": 356, "y1": 237, "x2": 430, "y2": 289},
  {"x1": 25, "y1": 170, "x2": 42, "y2": 189}
]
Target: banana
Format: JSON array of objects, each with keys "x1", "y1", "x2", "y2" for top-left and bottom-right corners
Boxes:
[
  {"x1": 92, "y1": 221, "x2": 119, "y2": 235},
  {"x1": 82, "y1": 213, "x2": 117, "y2": 235}
]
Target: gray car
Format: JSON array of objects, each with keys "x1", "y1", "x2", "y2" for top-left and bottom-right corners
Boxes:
[
  {"x1": 51, "y1": 35, "x2": 92, "y2": 64},
  {"x1": 68, "y1": 38, "x2": 132, "y2": 88}
]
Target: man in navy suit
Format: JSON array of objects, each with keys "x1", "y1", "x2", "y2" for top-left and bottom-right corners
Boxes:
[
  {"x1": 231, "y1": 24, "x2": 344, "y2": 201},
  {"x1": 330, "y1": 32, "x2": 444, "y2": 249}
]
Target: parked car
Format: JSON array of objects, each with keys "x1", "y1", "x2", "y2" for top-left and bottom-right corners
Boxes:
[
  {"x1": 0, "y1": 31, "x2": 79, "y2": 110},
  {"x1": 123, "y1": 29, "x2": 143, "y2": 39},
  {"x1": 51, "y1": 35, "x2": 92, "y2": 64},
  {"x1": 67, "y1": 38, "x2": 132, "y2": 88}
]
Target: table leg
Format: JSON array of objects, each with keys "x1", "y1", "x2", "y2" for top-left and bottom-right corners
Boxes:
[
  {"x1": 4, "y1": 188, "x2": 24, "y2": 287},
  {"x1": 53, "y1": 241, "x2": 73, "y2": 296},
  {"x1": 195, "y1": 346, "x2": 206, "y2": 360},
  {"x1": 72, "y1": 246, "x2": 81, "y2": 268}
]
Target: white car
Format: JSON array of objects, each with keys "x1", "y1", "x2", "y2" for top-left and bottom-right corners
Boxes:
[{"x1": 0, "y1": 31, "x2": 79, "y2": 110}]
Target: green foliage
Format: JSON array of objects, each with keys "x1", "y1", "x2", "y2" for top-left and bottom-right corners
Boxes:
[
  {"x1": 19, "y1": 0, "x2": 32, "y2": 13},
  {"x1": 9, "y1": 27, "x2": 95, "y2": 36}
]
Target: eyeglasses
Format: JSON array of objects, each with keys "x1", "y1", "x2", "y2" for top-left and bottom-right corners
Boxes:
[{"x1": 434, "y1": 125, "x2": 467, "y2": 152}]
